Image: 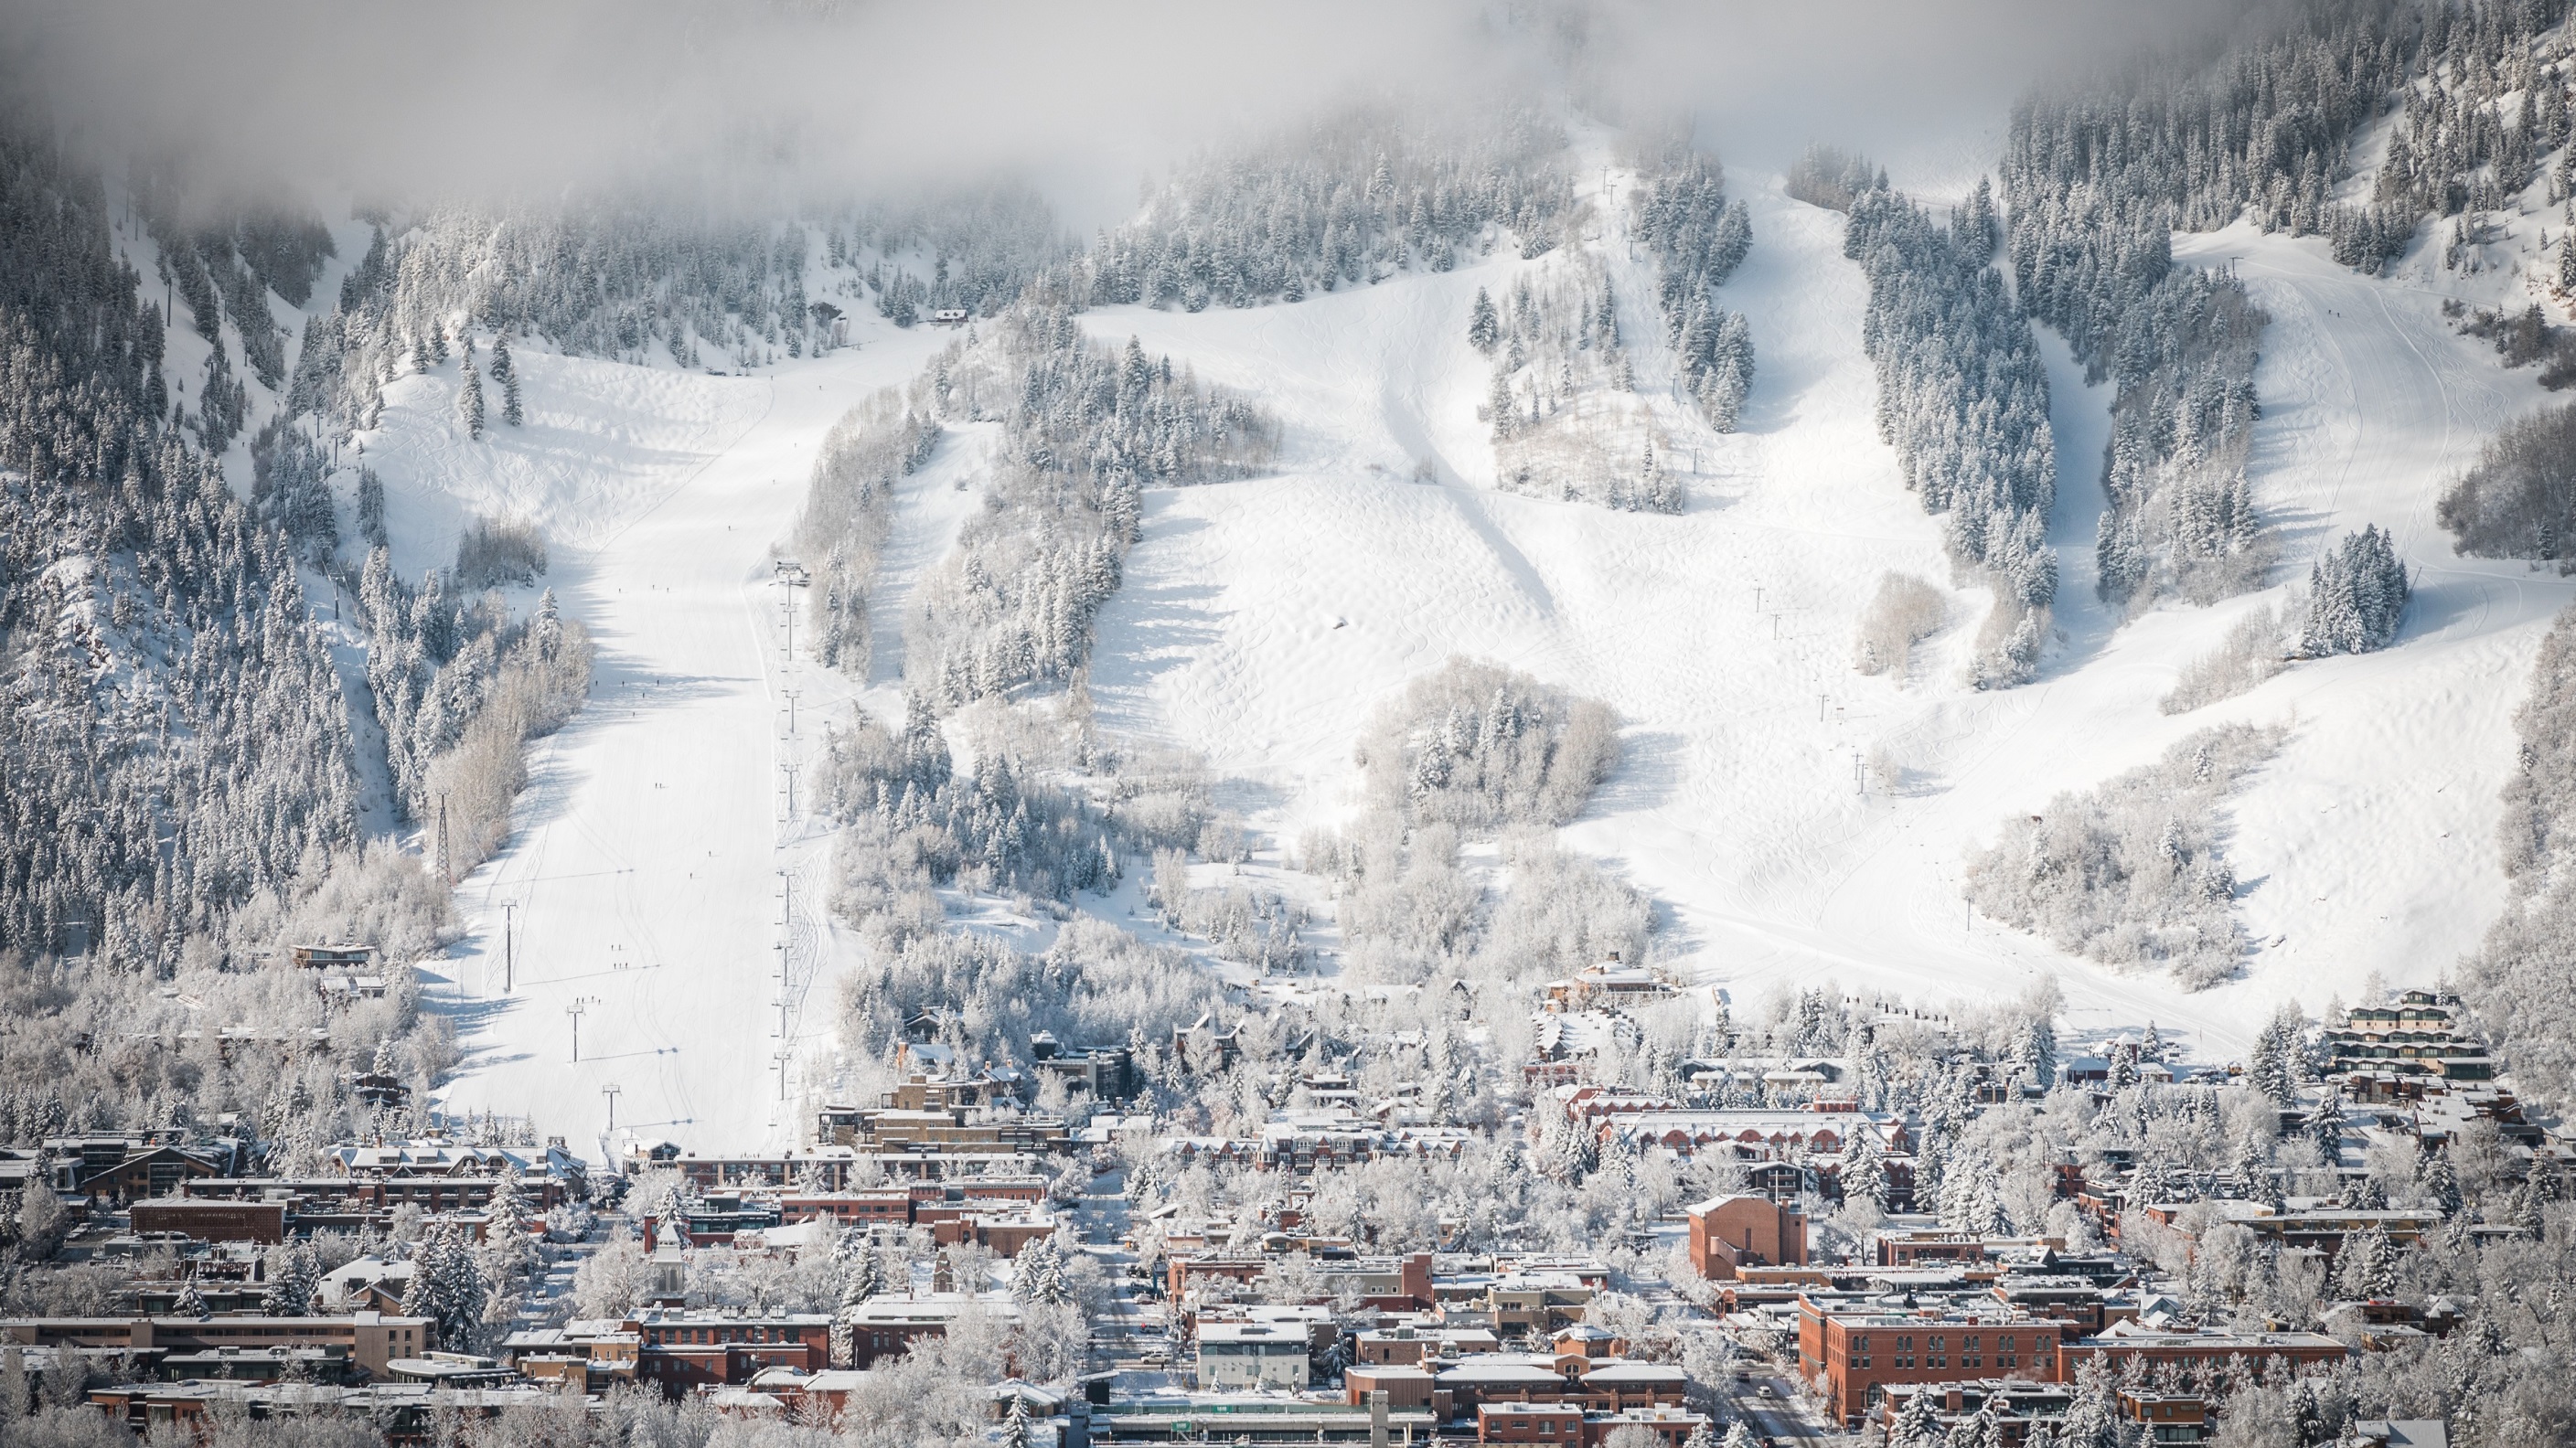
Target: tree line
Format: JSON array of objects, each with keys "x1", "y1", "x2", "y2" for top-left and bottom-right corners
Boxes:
[{"x1": 1827, "y1": 148, "x2": 2058, "y2": 687}]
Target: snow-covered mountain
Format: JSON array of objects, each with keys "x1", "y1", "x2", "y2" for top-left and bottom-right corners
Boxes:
[{"x1": 322, "y1": 133, "x2": 2565, "y2": 1150}]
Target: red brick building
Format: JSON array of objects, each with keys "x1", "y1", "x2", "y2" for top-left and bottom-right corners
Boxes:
[
  {"x1": 1686, "y1": 1194, "x2": 1807, "y2": 1281},
  {"x1": 1798, "y1": 1300, "x2": 2073, "y2": 1428},
  {"x1": 632, "y1": 1310, "x2": 830, "y2": 1393}
]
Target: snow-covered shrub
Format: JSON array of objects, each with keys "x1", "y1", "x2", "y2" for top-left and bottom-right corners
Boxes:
[
  {"x1": 836, "y1": 912, "x2": 1223, "y2": 1073},
  {"x1": 2294, "y1": 524, "x2": 2409, "y2": 656},
  {"x1": 1964, "y1": 723, "x2": 2283, "y2": 988},
  {"x1": 1309, "y1": 665, "x2": 1641, "y2": 985},
  {"x1": 1785, "y1": 144, "x2": 1879, "y2": 212},
  {"x1": 1853, "y1": 572, "x2": 1945, "y2": 679},
  {"x1": 452, "y1": 515, "x2": 548, "y2": 590},
  {"x1": 2161, "y1": 605, "x2": 2283, "y2": 715},
  {"x1": 362, "y1": 547, "x2": 592, "y2": 863},
  {"x1": 1473, "y1": 836, "x2": 1652, "y2": 984},
  {"x1": 1359, "y1": 657, "x2": 1620, "y2": 830},
  {"x1": 1148, "y1": 853, "x2": 1308, "y2": 974},
  {"x1": 2439, "y1": 400, "x2": 2576, "y2": 563},
  {"x1": 1482, "y1": 251, "x2": 1679, "y2": 511},
  {"x1": 818, "y1": 697, "x2": 1123, "y2": 906}
]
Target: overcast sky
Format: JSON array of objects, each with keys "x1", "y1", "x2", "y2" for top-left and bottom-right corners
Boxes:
[{"x1": 0, "y1": 0, "x2": 2250, "y2": 225}]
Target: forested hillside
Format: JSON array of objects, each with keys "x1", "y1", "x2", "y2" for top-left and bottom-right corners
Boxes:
[{"x1": 0, "y1": 125, "x2": 458, "y2": 1151}]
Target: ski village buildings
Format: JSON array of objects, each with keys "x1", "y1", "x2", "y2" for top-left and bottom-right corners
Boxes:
[{"x1": 0, "y1": 979, "x2": 2558, "y2": 1444}]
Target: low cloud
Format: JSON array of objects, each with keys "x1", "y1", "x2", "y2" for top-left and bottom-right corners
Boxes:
[{"x1": 0, "y1": 0, "x2": 2248, "y2": 221}]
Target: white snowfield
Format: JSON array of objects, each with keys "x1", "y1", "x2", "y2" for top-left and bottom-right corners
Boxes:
[
  {"x1": 367, "y1": 157, "x2": 2570, "y2": 1151},
  {"x1": 362, "y1": 325, "x2": 952, "y2": 1152},
  {"x1": 1077, "y1": 163, "x2": 2572, "y2": 1060}
]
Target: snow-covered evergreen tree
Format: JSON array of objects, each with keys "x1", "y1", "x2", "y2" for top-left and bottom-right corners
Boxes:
[
  {"x1": 490, "y1": 331, "x2": 522, "y2": 426},
  {"x1": 2296, "y1": 524, "x2": 2409, "y2": 655},
  {"x1": 456, "y1": 337, "x2": 486, "y2": 441}
]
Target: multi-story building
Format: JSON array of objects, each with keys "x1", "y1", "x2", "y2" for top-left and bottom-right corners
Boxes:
[
  {"x1": 1196, "y1": 1319, "x2": 1312, "y2": 1389},
  {"x1": 2057, "y1": 1322, "x2": 2347, "y2": 1385},
  {"x1": 1875, "y1": 1381, "x2": 2080, "y2": 1446},
  {"x1": 0, "y1": 1313, "x2": 433, "y2": 1377},
  {"x1": 1798, "y1": 1299, "x2": 2073, "y2": 1428},
  {"x1": 839, "y1": 1294, "x2": 1021, "y2": 1371},
  {"x1": 1686, "y1": 1194, "x2": 1808, "y2": 1281},
  {"x1": 629, "y1": 1308, "x2": 831, "y2": 1391},
  {"x1": 2318, "y1": 990, "x2": 2493, "y2": 1081}
]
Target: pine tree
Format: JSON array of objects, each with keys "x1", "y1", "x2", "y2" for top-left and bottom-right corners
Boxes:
[
  {"x1": 840, "y1": 1240, "x2": 882, "y2": 1308},
  {"x1": 1844, "y1": 1125, "x2": 1889, "y2": 1212},
  {"x1": 2424, "y1": 1149, "x2": 2463, "y2": 1219},
  {"x1": 1487, "y1": 368, "x2": 1517, "y2": 442},
  {"x1": 457, "y1": 338, "x2": 486, "y2": 441},
  {"x1": 1888, "y1": 1386, "x2": 1942, "y2": 1446},
  {"x1": 273, "y1": 1243, "x2": 319, "y2": 1316},
  {"x1": 173, "y1": 1279, "x2": 209, "y2": 1319},
  {"x1": 490, "y1": 331, "x2": 523, "y2": 426},
  {"x1": 1468, "y1": 288, "x2": 1500, "y2": 352}
]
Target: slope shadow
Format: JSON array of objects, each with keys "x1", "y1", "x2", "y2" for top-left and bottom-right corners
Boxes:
[
  {"x1": 1088, "y1": 578, "x2": 1227, "y2": 722},
  {"x1": 489, "y1": 670, "x2": 734, "y2": 842},
  {"x1": 2033, "y1": 330, "x2": 2122, "y2": 682},
  {"x1": 1587, "y1": 729, "x2": 1687, "y2": 816}
]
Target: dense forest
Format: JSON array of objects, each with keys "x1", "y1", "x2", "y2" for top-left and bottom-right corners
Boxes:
[
  {"x1": 1629, "y1": 153, "x2": 1754, "y2": 432},
  {"x1": 0, "y1": 124, "x2": 463, "y2": 1153},
  {"x1": 1815, "y1": 148, "x2": 2058, "y2": 687},
  {"x1": 1069, "y1": 107, "x2": 1575, "y2": 311},
  {"x1": 899, "y1": 311, "x2": 1277, "y2": 708},
  {"x1": 2464, "y1": 602, "x2": 2576, "y2": 1116}
]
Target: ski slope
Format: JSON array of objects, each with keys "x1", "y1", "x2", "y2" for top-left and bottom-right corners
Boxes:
[
  {"x1": 357, "y1": 152, "x2": 2576, "y2": 1152},
  {"x1": 358, "y1": 325, "x2": 953, "y2": 1154},
  {"x1": 1077, "y1": 161, "x2": 2575, "y2": 1059}
]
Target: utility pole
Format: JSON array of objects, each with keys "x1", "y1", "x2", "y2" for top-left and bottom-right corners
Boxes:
[
  {"x1": 782, "y1": 688, "x2": 799, "y2": 736},
  {"x1": 780, "y1": 761, "x2": 795, "y2": 817},
  {"x1": 774, "y1": 1050, "x2": 793, "y2": 1102},
  {"x1": 501, "y1": 900, "x2": 517, "y2": 994},
  {"x1": 777, "y1": 872, "x2": 796, "y2": 1037},
  {"x1": 601, "y1": 1082, "x2": 622, "y2": 1137},
  {"x1": 436, "y1": 792, "x2": 452, "y2": 886},
  {"x1": 566, "y1": 1000, "x2": 587, "y2": 1062}
]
